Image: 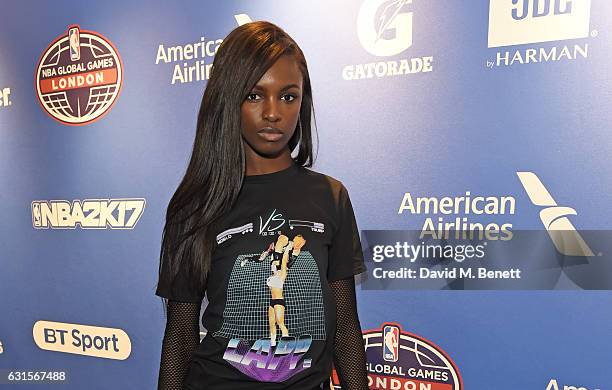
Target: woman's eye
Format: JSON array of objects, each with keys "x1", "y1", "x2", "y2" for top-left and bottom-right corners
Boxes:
[{"x1": 246, "y1": 93, "x2": 298, "y2": 102}]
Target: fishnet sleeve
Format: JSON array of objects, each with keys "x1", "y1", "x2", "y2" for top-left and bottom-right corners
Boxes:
[
  {"x1": 329, "y1": 276, "x2": 368, "y2": 390},
  {"x1": 158, "y1": 300, "x2": 201, "y2": 390}
]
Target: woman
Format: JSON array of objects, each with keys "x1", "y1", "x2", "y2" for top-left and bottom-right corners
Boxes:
[{"x1": 156, "y1": 21, "x2": 368, "y2": 390}]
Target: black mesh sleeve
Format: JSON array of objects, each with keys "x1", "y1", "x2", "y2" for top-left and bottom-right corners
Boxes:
[
  {"x1": 158, "y1": 300, "x2": 201, "y2": 390},
  {"x1": 329, "y1": 276, "x2": 368, "y2": 390}
]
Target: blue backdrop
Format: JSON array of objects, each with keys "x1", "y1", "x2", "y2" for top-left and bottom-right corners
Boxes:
[{"x1": 1, "y1": 1, "x2": 611, "y2": 389}]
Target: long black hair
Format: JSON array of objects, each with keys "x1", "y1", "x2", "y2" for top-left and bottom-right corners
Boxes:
[{"x1": 157, "y1": 21, "x2": 318, "y2": 314}]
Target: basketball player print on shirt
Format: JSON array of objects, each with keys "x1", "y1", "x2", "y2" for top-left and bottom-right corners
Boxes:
[
  {"x1": 215, "y1": 211, "x2": 326, "y2": 383},
  {"x1": 241, "y1": 234, "x2": 306, "y2": 347}
]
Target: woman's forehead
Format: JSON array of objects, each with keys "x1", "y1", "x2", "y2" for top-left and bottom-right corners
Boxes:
[{"x1": 253, "y1": 56, "x2": 302, "y2": 90}]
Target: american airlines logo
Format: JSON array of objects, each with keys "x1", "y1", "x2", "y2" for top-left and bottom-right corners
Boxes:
[
  {"x1": 31, "y1": 198, "x2": 146, "y2": 229},
  {"x1": 517, "y1": 172, "x2": 594, "y2": 257},
  {"x1": 488, "y1": 0, "x2": 592, "y2": 48},
  {"x1": 154, "y1": 14, "x2": 252, "y2": 85},
  {"x1": 546, "y1": 378, "x2": 600, "y2": 390}
]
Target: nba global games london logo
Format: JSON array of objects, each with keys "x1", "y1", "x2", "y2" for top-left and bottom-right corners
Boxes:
[
  {"x1": 35, "y1": 25, "x2": 123, "y2": 126},
  {"x1": 331, "y1": 322, "x2": 462, "y2": 389}
]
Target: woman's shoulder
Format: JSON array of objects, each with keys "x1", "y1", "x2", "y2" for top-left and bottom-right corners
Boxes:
[
  {"x1": 298, "y1": 166, "x2": 348, "y2": 207},
  {"x1": 299, "y1": 165, "x2": 345, "y2": 191}
]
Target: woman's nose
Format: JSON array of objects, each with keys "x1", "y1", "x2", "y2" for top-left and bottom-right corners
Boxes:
[{"x1": 263, "y1": 97, "x2": 280, "y2": 121}]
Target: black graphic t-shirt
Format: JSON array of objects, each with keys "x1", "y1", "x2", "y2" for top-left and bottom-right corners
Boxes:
[{"x1": 156, "y1": 161, "x2": 367, "y2": 389}]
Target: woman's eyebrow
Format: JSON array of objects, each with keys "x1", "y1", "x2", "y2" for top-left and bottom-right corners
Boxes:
[{"x1": 252, "y1": 83, "x2": 301, "y2": 92}]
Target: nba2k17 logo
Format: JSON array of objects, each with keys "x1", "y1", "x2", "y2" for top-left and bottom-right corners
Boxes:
[
  {"x1": 35, "y1": 25, "x2": 123, "y2": 125},
  {"x1": 331, "y1": 322, "x2": 462, "y2": 389},
  {"x1": 517, "y1": 172, "x2": 594, "y2": 257},
  {"x1": 31, "y1": 198, "x2": 145, "y2": 229}
]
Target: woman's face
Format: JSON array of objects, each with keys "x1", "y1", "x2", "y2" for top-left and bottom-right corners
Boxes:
[{"x1": 240, "y1": 54, "x2": 303, "y2": 158}]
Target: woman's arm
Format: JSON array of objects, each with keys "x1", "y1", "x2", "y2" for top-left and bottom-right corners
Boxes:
[
  {"x1": 329, "y1": 276, "x2": 369, "y2": 390},
  {"x1": 158, "y1": 300, "x2": 201, "y2": 390}
]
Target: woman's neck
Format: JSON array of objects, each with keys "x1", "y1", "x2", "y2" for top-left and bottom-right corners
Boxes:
[{"x1": 244, "y1": 151, "x2": 294, "y2": 176}]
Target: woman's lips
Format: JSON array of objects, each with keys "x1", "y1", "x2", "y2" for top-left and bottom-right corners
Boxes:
[{"x1": 258, "y1": 128, "x2": 283, "y2": 142}]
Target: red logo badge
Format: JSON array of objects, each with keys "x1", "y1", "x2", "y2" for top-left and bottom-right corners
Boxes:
[{"x1": 35, "y1": 25, "x2": 123, "y2": 126}]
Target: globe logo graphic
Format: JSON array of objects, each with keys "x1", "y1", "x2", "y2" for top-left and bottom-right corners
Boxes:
[
  {"x1": 35, "y1": 25, "x2": 123, "y2": 126},
  {"x1": 331, "y1": 322, "x2": 462, "y2": 389}
]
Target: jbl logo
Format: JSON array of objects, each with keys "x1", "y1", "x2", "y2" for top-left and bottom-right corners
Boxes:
[
  {"x1": 488, "y1": 0, "x2": 591, "y2": 48},
  {"x1": 512, "y1": 0, "x2": 573, "y2": 20}
]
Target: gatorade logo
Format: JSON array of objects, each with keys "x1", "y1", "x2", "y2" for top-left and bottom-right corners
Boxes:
[{"x1": 357, "y1": 0, "x2": 413, "y2": 56}]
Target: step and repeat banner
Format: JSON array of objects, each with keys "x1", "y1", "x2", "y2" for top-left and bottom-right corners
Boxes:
[{"x1": 2, "y1": 0, "x2": 611, "y2": 389}]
